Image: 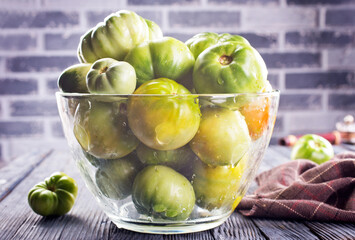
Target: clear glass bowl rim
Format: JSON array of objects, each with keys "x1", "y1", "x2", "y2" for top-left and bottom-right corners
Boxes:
[{"x1": 56, "y1": 89, "x2": 280, "y2": 98}]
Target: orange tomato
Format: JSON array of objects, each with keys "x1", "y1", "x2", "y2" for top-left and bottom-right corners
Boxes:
[{"x1": 240, "y1": 81, "x2": 272, "y2": 140}]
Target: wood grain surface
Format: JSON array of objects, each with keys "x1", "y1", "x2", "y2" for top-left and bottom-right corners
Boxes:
[{"x1": 0, "y1": 146, "x2": 354, "y2": 240}]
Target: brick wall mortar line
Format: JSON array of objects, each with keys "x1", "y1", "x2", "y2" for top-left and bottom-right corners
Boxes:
[
  {"x1": 319, "y1": 6, "x2": 326, "y2": 30},
  {"x1": 284, "y1": 112, "x2": 348, "y2": 119},
  {"x1": 1, "y1": 116, "x2": 61, "y2": 121},
  {"x1": 281, "y1": 111, "x2": 325, "y2": 117},
  {"x1": 281, "y1": 89, "x2": 355, "y2": 94},
  {"x1": 322, "y1": 26, "x2": 355, "y2": 31},
  {"x1": 37, "y1": 76, "x2": 48, "y2": 98},
  {"x1": 258, "y1": 49, "x2": 321, "y2": 54},
  {"x1": 322, "y1": 5, "x2": 355, "y2": 10},
  {"x1": 1, "y1": 98, "x2": 11, "y2": 120},
  {"x1": 282, "y1": 68, "x2": 355, "y2": 74},
  {"x1": 238, "y1": 7, "x2": 245, "y2": 31},
  {"x1": 0, "y1": 51, "x2": 77, "y2": 57},
  {"x1": 161, "y1": 8, "x2": 169, "y2": 31},
  {"x1": 79, "y1": 10, "x2": 88, "y2": 29},
  {"x1": 279, "y1": 71, "x2": 286, "y2": 91},
  {"x1": 37, "y1": 32, "x2": 45, "y2": 53},
  {"x1": 37, "y1": 0, "x2": 127, "y2": 11},
  {"x1": 165, "y1": 28, "x2": 281, "y2": 34},
  {"x1": 0, "y1": 57, "x2": 5, "y2": 74},
  {"x1": 278, "y1": 30, "x2": 285, "y2": 50},
  {"x1": 0, "y1": 28, "x2": 85, "y2": 35},
  {"x1": 0, "y1": 72, "x2": 61, "y2": 78},
  {"x1": 321, "y1": 49, "x2": 328, "y2": 71},
  {"x1": 283, "y1": 46, "x2": 354, "y2": 51},
  {"x1": 0, "y1": 95, "x2": 56, "y2": 102}
]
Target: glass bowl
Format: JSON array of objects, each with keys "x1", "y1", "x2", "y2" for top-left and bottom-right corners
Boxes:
[{"x1": 56, "y1": 91, "x2": 279, "y2": 234}]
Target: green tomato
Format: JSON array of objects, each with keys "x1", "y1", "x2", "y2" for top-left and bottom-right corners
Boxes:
[
  {"x1": 291, "y1": 134, "x2": 334, "y2": 164},
  {"x1": 127, "y1": 78, "x2": 201, "y2": 151},
  {"x1": 132, "y1": 165, "x2": 195, "y2": 220},
  {"x1": 185, "y1": 32, "x2": 250, "y2": 59},
  {"x1": 124, "y1": 37, "x2": 195, "y2": 88},
  {"x1": 190, "y1": 106, "x2": 251, "y2": 166},
  {"x1": 28, "y1": 172, "x2": 78, "y2": 216},
  {"x1": 78, "y1": 10, "x2": 162, "y2": 63},
  {"x1": 86, "y1": 58, "x2": 136, "y2": 94},
  {"x1": 82, "y1": 149, "x2": 101, "y2": 167},
  {"x1": 136, "y1": 143, "x2": 195, "y2": 171},
  {"x1": 95, "y1": 154, "x2": 142, "y2": 200},
  {"x1": 145, "y1": 19, "x2": 163, "y2": 40},
  {"x1": 193, "y1": 154, "x2": 247, "y2": 210},
  {"x1": 193, "y1": 42, "x2": 268, "y2": 94},
  {"x1": 74, "y1": 101, "x2": 139, "y2": 159},
  {"x1": 58, "y1": 63, "x2": 91, "y2": 93}
]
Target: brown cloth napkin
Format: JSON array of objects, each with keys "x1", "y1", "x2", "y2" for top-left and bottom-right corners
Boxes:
[{"x1": 236, "y1": 152, "x2": 355, "y2": 222}]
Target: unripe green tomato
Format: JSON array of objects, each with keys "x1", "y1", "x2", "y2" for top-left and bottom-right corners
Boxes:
[
  {"x1": 192, "y1": 154, "x2": 248, "y2": 211},
  {"x1": 28, "y1": 172, "x2": 78, "y2": 216},
  {"x1": 78, "y1": 10, "x2": 162, "y2": 63},
  {"x1": 136, "y1": 143, "x2": 195, "y2": 171},
  {"x1": 127, "y1": 78, "x2": 201, "y2": 151},
  {"x1": 291, "y1": 134, "x2": 334, "y2": 164},
  {"x1": 74, "y1": 101, "x2": 139, "y2": 159},
  {"x1": 193, "y1": 42, "x2": 268, "y2": 94},
  {"x1": 145, "y1": 19, "x2": 163, "y2": 40},
  {"x1": 58, "y1": 63, "x2": 91, "y2": 93},
  {"x1": 86, "y1": 58, "x2": 136, "y2": 94},
  {"x1": 124, "y1": 37, "x2": 195, "y2": 88},
  {"x1": 95, "y1": 154, "x2": 142, "y2": 200},
  {"x1": 190, "y1": 106, "x2": 251, "y2": 166},
  {"x1": 132, "y1": 165, "x2": 195, "y2": 220},
  {"x1": 82, "y1": 149, "x2": 101, "y2": 167},
  {"x1": 185, "y1": 32, "x2": 250, "y2": 59}
]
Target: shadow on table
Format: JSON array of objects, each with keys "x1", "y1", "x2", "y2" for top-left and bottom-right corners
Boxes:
[
  {"x1": 36, "y1": 214, "x2": 85, "y2": 229},
  {"x1": 108, "y1": 223, "x2": 215, "y2": 240}
]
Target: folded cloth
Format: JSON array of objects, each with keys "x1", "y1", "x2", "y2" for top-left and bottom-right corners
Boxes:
[{"x1": 236, "y1": 151, "x2": 355, "y2": 222}]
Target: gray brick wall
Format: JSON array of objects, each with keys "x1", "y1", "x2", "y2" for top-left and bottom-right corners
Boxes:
[{"x1": 0, "y1": 0, "x2": 354, "y2": 162}]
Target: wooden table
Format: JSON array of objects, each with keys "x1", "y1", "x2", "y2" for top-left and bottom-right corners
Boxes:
[{"x1": 1, "y1": 145, "x2": 354, "y2": 240}]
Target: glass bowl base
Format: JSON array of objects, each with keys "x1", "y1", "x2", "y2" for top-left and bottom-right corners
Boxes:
[{"x1": 105, "y1": 202, "x2": 232, "y2": 234}]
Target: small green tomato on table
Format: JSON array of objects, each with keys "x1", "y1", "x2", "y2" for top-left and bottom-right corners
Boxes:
[
  {"x1": 291, "y1": 134, "x2": 334, "y2": 164},
  {"x1": 28, "y1": 172, "x2": 78, "y2": 216}
]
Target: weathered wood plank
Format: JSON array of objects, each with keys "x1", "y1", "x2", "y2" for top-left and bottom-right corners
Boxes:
[
  {"x1": 0, "y1": 150, "x2": 111, "y2": 240},
  {"x1": 252, "y1": 219, "x2": 319, "y2": 240},
  {"x1": 210, "y1": 212, "x2": 266, "y2": 240},
  {"x1": 0, "y1": 149, "x2": 52, "y2": 201},
  {"x1": 305, "y1": 222, "x2": 355, "y2": 240},
  {"x1": 109, "y1": 226, "x2": 165, "y2": 240},
  {"x1": 1, "y1": 147, "x2": 353, "y2": 239}
]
